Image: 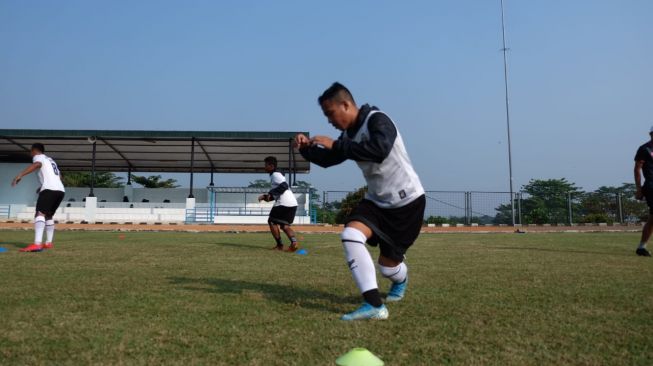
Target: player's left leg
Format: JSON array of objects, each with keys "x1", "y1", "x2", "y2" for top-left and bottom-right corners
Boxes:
[
  {"x1": 280, "y1": 224, "x2": 299, "y2": 252},
  {"x1": 379, "y1": 255, "x2": 408, "y2": 302},
  {"x1": 43, "y1": 214, "x2": 55, "y2": 249}
]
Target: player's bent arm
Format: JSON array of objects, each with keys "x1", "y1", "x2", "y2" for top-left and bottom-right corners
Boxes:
[
  {"x1": 268, "y1": 182, "x2": 289, "y2": 199},
  {"x1": 333, "y1": 114, "x2": 397, "y2": 163},
  {"x1": 12, "y1": 162, "x2": 41, "y2": 186},
  {"x1": 635, "y1": 160, "x2": 644, "y2": 195},
  {"x1": 299, "y1": 145, "x2": 347, "y2": 168}
]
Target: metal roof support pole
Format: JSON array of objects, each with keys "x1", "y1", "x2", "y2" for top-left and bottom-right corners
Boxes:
[
  {"x1": 127, "y1": 167, "x2": 132, "y2": 185},
  {"x1": 287, "y1": 139, "x2": 292, "y2": 186},
  {"x1": 209, "y1": 167, "x2": 214, "y2": 187},
  {"x1": 89, "y1": 140, "x2": 97, "y2": 197},
  {"x1": 292, "y1": 144, "x2": 297, "y2": 186},
  {"x1": 188, "y1": 137, "x2": 195, "y2": 198}
]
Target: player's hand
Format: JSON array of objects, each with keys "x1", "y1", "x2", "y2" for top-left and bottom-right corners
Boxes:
[
  {"x1": 294, "y1": 134, "x2": 311, "y2": 149},
  {"x1": 311, "y1": 135, "x2": 335, "y2": 150},
  {"x1": 636, "y1": 188, "x2": 644, "y2": 201},
  {"x1": 11, "y1": 176, "x2": 21, "y2": 186},
  {"x1": 258, "y1": 194, "x2": 266, "y2": 202},
  {"x1": 35, "y1": 187, "x2": 41, "y2": 194}
]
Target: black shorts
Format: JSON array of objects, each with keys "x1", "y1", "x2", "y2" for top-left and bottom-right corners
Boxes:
[
  {"x1": 36, "y1": 190, "x2": 65, "y2": 216},
  {"x1": 268, "y1": 205, "x2": 297, "y2": 226},
  {"x1": 345, "y1": 194, "x2": 426, "y2": 262},
  {"x1": 643, "y1": 185, "x2": 653, "y2": 214}
]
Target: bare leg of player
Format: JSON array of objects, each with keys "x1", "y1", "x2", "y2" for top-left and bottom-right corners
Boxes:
[
  {"x1": 281, "y1": 225, "x2": 299, "y2": 251},
  {"x1": 637, "y1": 216, "x2": 653, "y2": 256},
  {"x1": 268, "y1": 222, "x2": 283, "y2": 250}
]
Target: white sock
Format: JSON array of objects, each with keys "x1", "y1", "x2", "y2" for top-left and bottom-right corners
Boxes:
[
  {"x1": 638, "y1": 242, "x2": 647, "y2": 249},
  {"x1": 341, "y1": 227, "x2": 378, "y2": 293},
  {"x1": 46, "y1": 219, "x2": 55, "y2": 244},
  {"x1": 380, "y1": 262, "x2": 408, "y2": 283},
  {"x1": 34, "y1": 216, "x2": 46, "y2": 245}
]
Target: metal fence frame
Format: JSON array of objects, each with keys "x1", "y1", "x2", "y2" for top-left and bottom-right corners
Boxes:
[{"x1": 318, "y1": 190, "x2": 646, "y2": 225}]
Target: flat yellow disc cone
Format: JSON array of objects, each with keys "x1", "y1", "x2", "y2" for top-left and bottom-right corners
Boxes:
[{"x1": 336, "y1": 348, "x2": 384, "y2": 366}]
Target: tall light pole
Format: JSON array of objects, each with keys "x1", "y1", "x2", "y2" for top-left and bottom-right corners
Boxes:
[{"x1": 500, "y1": 0, "x2": 516, "y2": 226}]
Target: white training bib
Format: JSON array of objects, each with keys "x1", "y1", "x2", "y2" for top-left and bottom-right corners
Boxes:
[{"x1": 344, "y1": 110, "x2": 424, "y2": 208}]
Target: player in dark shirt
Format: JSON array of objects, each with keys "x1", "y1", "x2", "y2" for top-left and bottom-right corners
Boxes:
[{"x1": 634, "y1": 126, "x2": 653, "y2": 257}]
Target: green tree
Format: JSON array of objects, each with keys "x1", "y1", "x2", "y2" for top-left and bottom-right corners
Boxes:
[
  {"x1": 132, "y1": 175, "x2": 180, "y2": 188},
  {"x1": 580, "y1": 183, "x2": 647, "y2": 223},
  {"x1": 494, "y1": 178, "x2": 584, "y2": 224},
  {"x1": 248, "y1": 179, "x2": 271, "y2": 188},
  {"x1": 62, "y1": 172, "x2": 124, "y2": 188},
  {"x1": 335, "y1": 187, "x2": 367, "y2": 224}
]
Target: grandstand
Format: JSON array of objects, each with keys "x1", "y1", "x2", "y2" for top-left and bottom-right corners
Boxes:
[{"x1": 0, "y1": 129, "x2": 311, "y2": 224}]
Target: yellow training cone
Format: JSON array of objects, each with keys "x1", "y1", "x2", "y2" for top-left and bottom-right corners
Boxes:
[{"x1": 336, "y1": 348, "x2": 384, "y2": 366}]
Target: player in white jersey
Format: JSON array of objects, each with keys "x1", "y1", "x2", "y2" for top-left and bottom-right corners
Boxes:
[
  {"x1": 258, "y1": 156, "x2": 300, "y2": 252},
  {"x1": 11, "y1": 143, "x2": 66, "y2": 252},
  {"x1": 295, "y1": 82, "x2": 426, "y2": 321}
]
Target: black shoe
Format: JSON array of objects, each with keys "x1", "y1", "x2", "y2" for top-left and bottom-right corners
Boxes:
[{"x1": 636, "y1": 248, "x2": 651, "y2": 257}]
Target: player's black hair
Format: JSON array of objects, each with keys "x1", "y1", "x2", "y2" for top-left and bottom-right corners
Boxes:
[
  {"x1": 31, "y1": 143, "x2": 45, "y2": 153},
  {"x1": 318, "y1": 82, "x2": 356, "y2": 105},
  {"x1": 264, "y1": 156, "x2": 277, "y2": 168}
]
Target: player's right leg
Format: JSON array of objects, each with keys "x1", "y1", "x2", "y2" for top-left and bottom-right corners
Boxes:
[
  {"x1": 20, "y1": 211, "x2": 46, "y2": 252},
  {"x1": 268, "y1": 221, "x2": 284, "y2": 250},
  {"x1": 340, "y1": 221, "x2": 388, "y2": 321},
  {"x1": 637, "y1": 190, "x2": 653, "y2": 257},
  {"x1": 637, "y1": 216, "x2": 653, "y2": 257}
]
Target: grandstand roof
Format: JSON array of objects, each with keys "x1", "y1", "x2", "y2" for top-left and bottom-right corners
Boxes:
[{"x1": 0, "y1": 129, "x2": 310, "y2": 174}]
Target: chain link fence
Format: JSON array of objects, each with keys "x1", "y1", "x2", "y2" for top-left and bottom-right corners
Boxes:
[{"x1": 316, "y1": 190, "x2": 648, "y2": 225}]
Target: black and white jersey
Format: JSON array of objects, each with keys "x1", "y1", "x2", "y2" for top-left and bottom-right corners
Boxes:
[
  {"x1": 300, "y1": 104, "x2": 424, "y2": 208},
  {"x1": 268, "y1": 171, "x2": 298, "y2": 207}
]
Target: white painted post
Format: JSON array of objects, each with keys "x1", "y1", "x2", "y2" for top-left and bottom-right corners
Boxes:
[{"x1": 85, "y1": 196, "x2": 97, "y2": 223}]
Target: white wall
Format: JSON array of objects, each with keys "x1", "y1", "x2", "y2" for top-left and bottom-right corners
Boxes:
[{"x1": 0, "y1": 163, "x2": 42, "y2": 205}]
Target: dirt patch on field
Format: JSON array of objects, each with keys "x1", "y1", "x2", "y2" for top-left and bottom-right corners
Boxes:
[{"x1": 0, "y1": 222, "x2": 642, "y2": 234}]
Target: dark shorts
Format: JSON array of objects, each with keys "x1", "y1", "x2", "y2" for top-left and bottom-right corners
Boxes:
[
  {"x1": 345, "y1": 194, "x2": 426, "y2": 262},
  {"x1": 643, "y1": 185, "x2": 653, "y2": 214},
  {"x1": 268, "y1": 205, "x2": 297, "y2": 226},
  {"x1": 36, "y1": 190, "x2": 65, "y2": 216}
]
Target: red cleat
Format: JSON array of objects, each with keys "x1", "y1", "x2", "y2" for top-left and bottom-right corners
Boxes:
[
  {"x1": 285, "y1": 243, "x2": 299, "y2": 252},
  {"x1": 43, "y1": 243, "x2": 54, "y2": 249},
  {"x1": 19, "y1": 244, "x2": 44, "y2": 252}
]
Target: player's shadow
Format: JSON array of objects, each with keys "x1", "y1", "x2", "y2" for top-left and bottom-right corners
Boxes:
[
  {"x1": 209, "y1": 242, "x2": 268, "y2": 251},
  {"x1": 1, "y1": 241, "x2": 28, "y2": 249},
  {"x1": 490, "y1": 246, "x2": 630, "y2": 257},
  {"x1": 168, "y1": 276, "x2": 359, "y2": 313}
]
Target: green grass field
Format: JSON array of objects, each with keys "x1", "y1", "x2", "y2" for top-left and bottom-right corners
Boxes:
[{"x1": 0, "y1": 230, "x2": 651, "y2": 365}]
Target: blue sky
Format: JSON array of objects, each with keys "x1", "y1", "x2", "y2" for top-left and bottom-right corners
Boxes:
[{"x1": 1, "y1": 0, "x2": 651, "y2": 192}]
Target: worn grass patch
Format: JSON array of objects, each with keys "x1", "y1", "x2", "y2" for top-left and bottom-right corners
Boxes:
[{"x1": 0, "y1": 231, "x2": 651, "y2": 365}]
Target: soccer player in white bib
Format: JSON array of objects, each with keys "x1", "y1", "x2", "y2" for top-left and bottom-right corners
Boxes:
[
  {"x1": 11, "y1": 143, "x2": 66, "y2": 252},
  {"x1": 258, "y1": 156, "x2": 300, "y2": 252},
  {"x1": 295, "y1": 82, "x2": 426, "y2": 321}
]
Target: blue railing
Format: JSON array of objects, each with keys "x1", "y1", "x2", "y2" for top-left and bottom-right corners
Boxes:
[{"x1": 0, "y1": 205, "x2": 10, "y2": 219}]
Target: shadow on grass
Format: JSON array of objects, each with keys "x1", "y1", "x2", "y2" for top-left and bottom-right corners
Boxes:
[
  {"x1": 1, "y1": 241, "x2": 28, "y2": 249},
  {"x1": 490, "y1": 246, "x2": 631, "y2": 257},
  {"x1": 168, "y1": 276, "x2": 359, "y2": 313},
  {"x1": 209, "y1": 241, "x2": 268, "y2": 251}
]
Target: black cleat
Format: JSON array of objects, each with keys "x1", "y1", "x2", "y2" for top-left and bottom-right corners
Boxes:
[{"x1": 636, "y1": 248, "x2": 651, "y2": 257}]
